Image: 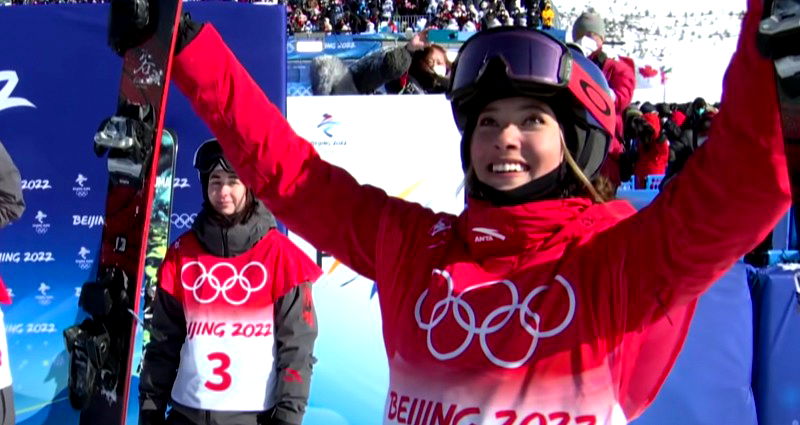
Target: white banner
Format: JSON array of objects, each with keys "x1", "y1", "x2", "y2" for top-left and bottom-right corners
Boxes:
[{"x1": 286, "y1": 95, "x2": 465, "y2": 424}]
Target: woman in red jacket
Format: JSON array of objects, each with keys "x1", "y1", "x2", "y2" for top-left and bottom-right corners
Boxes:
[
  {"x1": 114, "y1": 0, "x2": 790, "y2": 421},
  {"x1": 633, "y1": 112, "x2": 670, "y2": 189}
]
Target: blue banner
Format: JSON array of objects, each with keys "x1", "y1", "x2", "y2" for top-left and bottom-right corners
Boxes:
[
  {"x1": 0, "y1": 4, "x2": 285, "y2": 423},
  {"x1": 288, "y1": 33, "x2": 395, "y2": 61}
]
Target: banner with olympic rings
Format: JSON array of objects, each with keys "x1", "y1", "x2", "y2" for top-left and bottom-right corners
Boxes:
[{"x1": 0, "y1": 4, "x2": 286, "y2": 423}]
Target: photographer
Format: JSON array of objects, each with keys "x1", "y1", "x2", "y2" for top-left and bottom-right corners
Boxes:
[{"x1": 626, "y1": 109, "x2": 669, "y2": 189}]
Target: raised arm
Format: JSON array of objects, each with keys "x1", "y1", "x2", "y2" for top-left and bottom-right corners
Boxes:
[
  {"x1": 172, "y1": 25, "x2": 435, "y2": 279},
  {"x1": 604, "y1": 0, "x2": 791, "y2": 324}
]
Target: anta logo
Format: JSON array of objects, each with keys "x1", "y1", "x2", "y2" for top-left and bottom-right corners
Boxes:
[
  {"x1": 415, "y1": 269, "x2": 576, "y2": 368},
  {"x1": 472, "y1": 227, "x2": 506, "y2": 243},
  {"x1": 72, "y1": 215, "x2": 104, "y2": 229},
  {"x1": 0, "y1": 70, "x2": 35, "y2": 112}
]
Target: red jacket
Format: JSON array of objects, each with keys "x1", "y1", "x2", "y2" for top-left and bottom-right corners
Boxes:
[
  {"x1": 596, "y1": 53, "x2": 635, "y2": 185},
  {"x1": 172, "y1": 2, "x2": 789, "y2": 420},
  {"x1": 634, "y1": 113, "x2": 670, "y2": 189}
]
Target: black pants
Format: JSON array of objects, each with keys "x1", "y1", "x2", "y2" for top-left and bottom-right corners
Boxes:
[
  {"x1": 166, "y1": 405, "x2": 265, "y2": 425},
  {"x1": 0, "y1": 385, "x2": 14, "y2": 425}
]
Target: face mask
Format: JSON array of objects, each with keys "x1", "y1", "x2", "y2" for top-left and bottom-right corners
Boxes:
[
  {"x1": 432, "y1": 64, "x2": 448, "y2": 78},
  {"x1": 577, "y1": 36, "x2": 599, "y2": 56}
]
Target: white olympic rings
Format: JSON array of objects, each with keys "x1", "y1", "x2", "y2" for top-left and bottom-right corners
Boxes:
[
  {"x1": 414, "y1": 269, "x2": 576, "y2": 369},
  {"x1": 180, "y1": 261, "x2": 268, "y2": 305},
  {"x1": 171, "y1": 213, "x2": 197, "y2": 229}
]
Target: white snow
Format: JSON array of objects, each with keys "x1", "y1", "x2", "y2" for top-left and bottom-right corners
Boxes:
[{"x1": 556, "y1": 0, "x2": 749, "y2": 103}]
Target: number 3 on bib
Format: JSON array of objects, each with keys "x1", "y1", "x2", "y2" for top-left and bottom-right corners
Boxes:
[{"x1": 205, "y1": 352, "x2": 232, "y2": 391}]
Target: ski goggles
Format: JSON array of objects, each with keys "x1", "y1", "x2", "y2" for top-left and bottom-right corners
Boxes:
[
  {"x1": 193, "y1": 139, "x2": 234, "y2": 174},
  {"x1": 448, "y1": 27, "x2": 615, "y2": 136}
]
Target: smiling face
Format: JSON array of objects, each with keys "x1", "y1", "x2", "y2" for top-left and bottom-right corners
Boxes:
[
  {"x1": 207, "y1": 165, "x2": 248, "y2": 217},
  {"x1": 469, "y1": 96, "x2": 564, "y2": 191}
]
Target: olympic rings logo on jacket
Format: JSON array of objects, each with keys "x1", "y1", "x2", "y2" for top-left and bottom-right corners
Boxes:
[
  {"x1": 180, "y1": 261, "x2": 269, "y2": 305},
  {"x1": 414, "y1": 269, "x2": 576, "y2": 369}
]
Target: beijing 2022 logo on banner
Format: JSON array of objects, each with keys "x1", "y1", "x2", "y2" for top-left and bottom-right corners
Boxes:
[
  {"x1": 75, "y1": 246, "x2": 93, "y2": 270},
  {"x1": 73, "y1": 174, "x2": 91, "y2": 197},
  {"x1": 32, "y1": 210, "x2": 50, "y2": 234}
]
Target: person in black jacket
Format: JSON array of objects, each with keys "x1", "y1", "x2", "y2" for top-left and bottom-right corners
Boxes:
[
  {"x1": 0, "y1": 141, "x2": 24, "y2": 228},
  {"x1": 139, "y1": 140, "x2": 321, "y2": 425},
  {"x1": 0, "y1": 139, "x2": 23, "y2": 425}
]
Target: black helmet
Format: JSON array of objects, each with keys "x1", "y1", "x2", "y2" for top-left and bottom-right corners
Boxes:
[
  {"x1": 447, "y1": 27, "x2": 615, "y2": 182},
  {"x1": 193, "y1": 138, "x2": 235, "y2": 204},
  {"x1": 193, "y1": 138, "x2": 234, "y2": 174}
]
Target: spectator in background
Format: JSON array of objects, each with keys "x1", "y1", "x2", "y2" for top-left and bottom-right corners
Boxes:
[
  {"x1": 0, "y1": 140, "x2": 24, "y2": 425},
  {"x1": 540, "y1": 0, "x2": 554, "y2": 28},
  {"x1": 682, "y1": 97, "x2": 708, "y2": 133},
  {"x1": 632, "y1": 109, "x2": 670, "y2": 189},
  {"x1": 694, "y1": 108, "x2": 718, "y2": 148},
  {"x1": 310, "y1": 28, "x2": 432, "y2": 95},
  {"x1": 662, "y1": 107, "x2": 719, "y2": 188},
  {"x1": 572, "y1": 10, "x2": 636, "y2": 186},
  {"x1": 386, "y1": 43, "x2": 451, "y2": 94}
]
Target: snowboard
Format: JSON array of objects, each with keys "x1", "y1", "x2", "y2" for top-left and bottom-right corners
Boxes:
[
  {"x1": 758, "y1": 0, "x2": 800, "y2": 236},
  {"x1": 63, "y1": 0, "x2": 184, "y2": 424},
  {"x1": 127, "y1": 127, "x2": 177, "y2": 422}
]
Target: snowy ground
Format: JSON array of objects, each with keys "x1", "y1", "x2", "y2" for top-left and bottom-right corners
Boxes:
[{"x1": 556, "y1": 0, "x2": 748, "y2": 103}]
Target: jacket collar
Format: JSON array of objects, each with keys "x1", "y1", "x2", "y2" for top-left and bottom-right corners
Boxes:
[{"x1": 457, "y1": 197, "x2": 635, "y2": 260}]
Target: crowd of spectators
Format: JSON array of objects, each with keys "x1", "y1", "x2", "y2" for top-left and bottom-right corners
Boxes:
[
  {"x1": 621, "y1": 97, "x2": 719, "y2": 190},
  {"x1": 285, "y1": 0, "x2": 558, "y2": 35},
  {"x1": 4, "y1": 0, "x2": 747, "y2": 66}
]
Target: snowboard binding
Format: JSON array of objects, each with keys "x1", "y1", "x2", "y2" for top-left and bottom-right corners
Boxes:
[
  {"x1": 79, "y1": 266, "x2": 132, "y2": 317},
  {"x1": 94, "y1": 101, "x2": 155, "y2": 188},
  {"x1": 66, "y1": 266, "x2": 133, "y2": 409},
  {"x1": 63, "y1": 319, "x2": 111, "y2": 410},
  {"x1": 758, "y1": 0, "x2": 800, "y2": 98}
]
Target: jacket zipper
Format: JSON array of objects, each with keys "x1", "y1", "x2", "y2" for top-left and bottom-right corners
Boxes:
[{"x1": 221, "y1": 227, "x2": 229, "y2": 257}]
